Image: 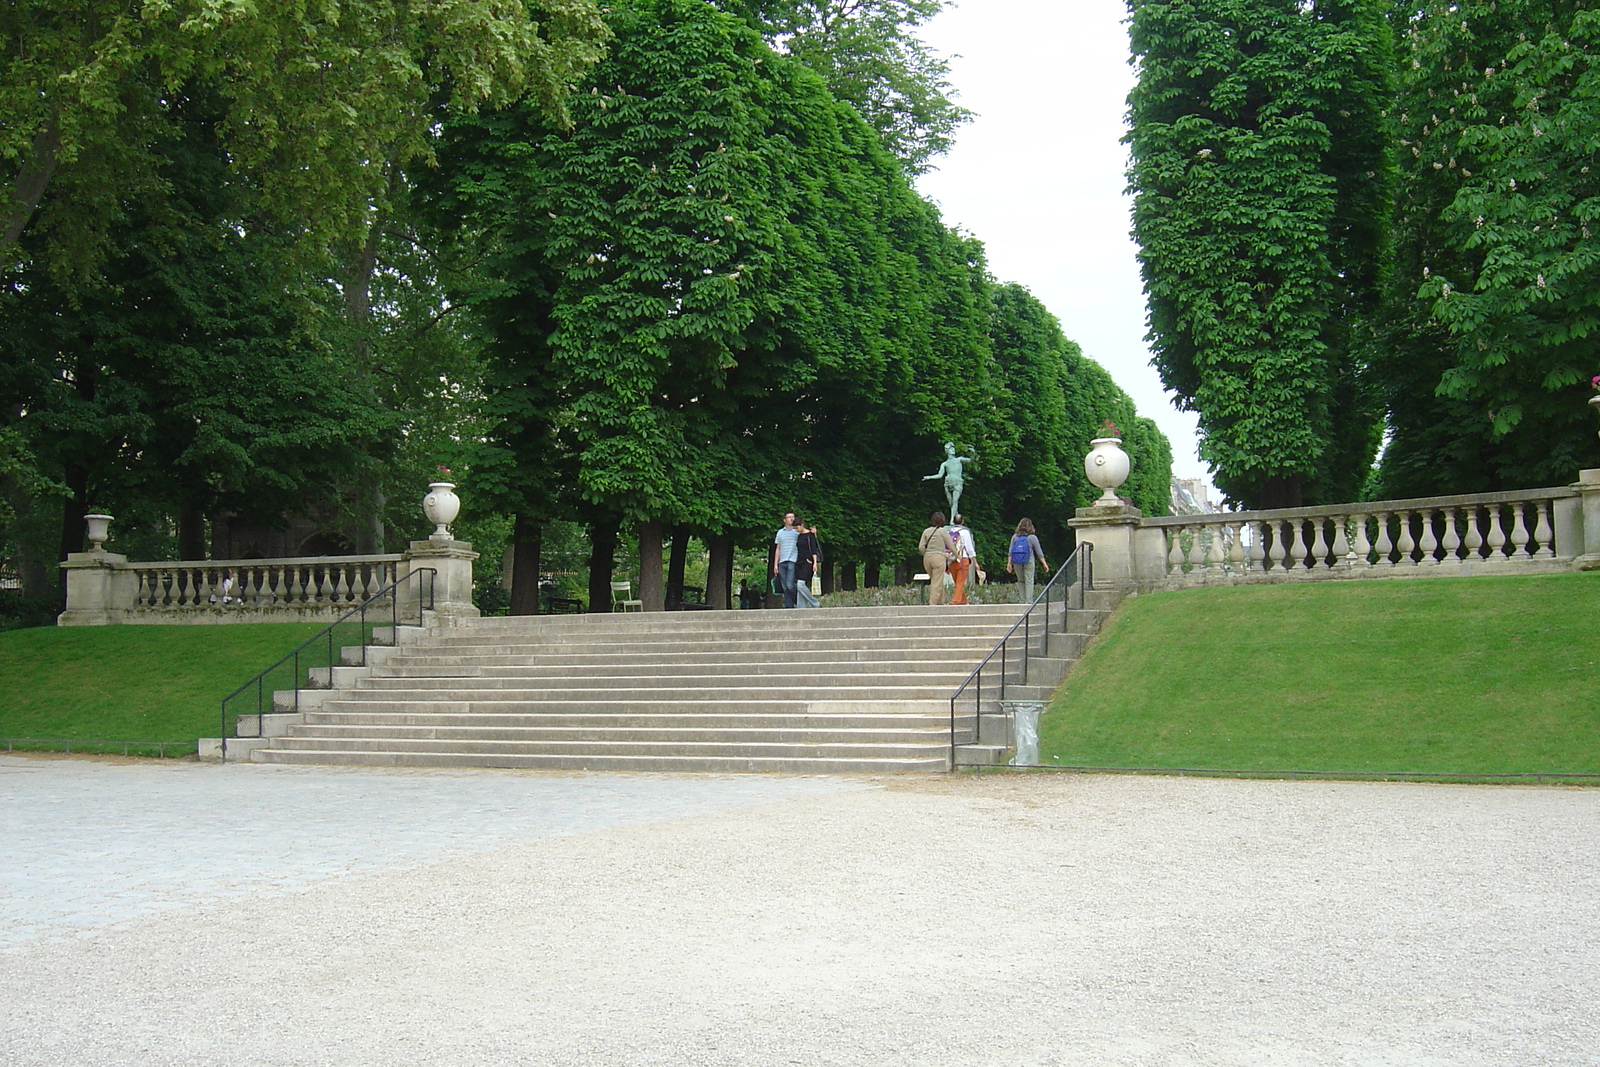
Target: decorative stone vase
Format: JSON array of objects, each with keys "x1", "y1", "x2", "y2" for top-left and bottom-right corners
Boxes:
[
  {"x1": 1085, "y1": 437, "x2": 1131, "y2": 505},
  {"x1": 423, "y1": 482, "x2": 461, "y2": 540},
  {"x1": 84, "y1": 513, "x2": 114, "y2": 551}
]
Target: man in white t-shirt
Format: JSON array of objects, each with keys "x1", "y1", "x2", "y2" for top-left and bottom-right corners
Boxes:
[{"x1": 771, "y1": 511, "x2": 800, "y2": 608}]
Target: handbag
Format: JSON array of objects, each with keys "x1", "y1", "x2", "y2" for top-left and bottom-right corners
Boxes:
[{"x1": 810, "y1": 575, "x2": 822, "y2": 596}]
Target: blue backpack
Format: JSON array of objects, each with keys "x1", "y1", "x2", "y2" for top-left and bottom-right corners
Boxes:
[{"x1": 1009, "y1": 535, "x2": 1032, "y2": 564}]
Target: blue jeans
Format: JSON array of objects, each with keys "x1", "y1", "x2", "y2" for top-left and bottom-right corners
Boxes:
[{"x1": 776, "y1": 561, "x2": 797, "y2": 608}]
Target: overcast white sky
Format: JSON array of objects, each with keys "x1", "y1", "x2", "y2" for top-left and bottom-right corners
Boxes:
[{"x1": 914, "y1": 0, "x2": 1210, "y2": 483}]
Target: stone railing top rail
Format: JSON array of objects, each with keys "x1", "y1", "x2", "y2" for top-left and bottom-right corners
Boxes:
[
  {"x1": 1143, "y1": 485, "x2": 1576, "y2": 528},
  {"x1": 116, "y1": 553, "x2": 405, "y2": 568}
]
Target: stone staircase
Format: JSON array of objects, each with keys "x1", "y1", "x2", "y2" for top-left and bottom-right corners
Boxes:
[{"x1": 229, "y1": 597, "x2": 1116, "y2": 773}]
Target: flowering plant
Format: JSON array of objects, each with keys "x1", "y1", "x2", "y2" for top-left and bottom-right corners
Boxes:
[
  {"x1": 1099, "y1": 419, "x2": 1120, "y2": 437},
  {"x1": 436, "y1": 465, "x2": 453, "y2": 477},
  {"x1": 1591, "y1": 375, "x2": 1600, "y2": 393}
]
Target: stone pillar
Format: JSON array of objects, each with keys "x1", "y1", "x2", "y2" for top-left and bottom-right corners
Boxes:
[
  {"x1": 1572, "y1": 469, "x2": 1600, "y2": 569},
  {"x1": 1067, "y1": 502, "x2": 1166, "y2": 591},
  {"x1": 401, "y1": 538, "x2": 480, "y2": 625},
  {"x1": 57, "y1": 551, "x2": 135, "y2": 626}
]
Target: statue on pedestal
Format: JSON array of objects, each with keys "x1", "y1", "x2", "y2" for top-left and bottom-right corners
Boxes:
[{"x1": 924, "y1": 442, "x2": 974, "y2": 519}]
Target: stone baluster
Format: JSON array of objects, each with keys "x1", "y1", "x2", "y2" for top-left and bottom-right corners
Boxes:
[
  {"x1": 1508, "y1": 503, "x2": 1532, "y2": 558},
  {"x1": 1393, "y1": 509, "x2": 1417, "y2": 566},
  {"x1": 1227, "y1": 523, "x2": 1246, "y2": 571},
  {"x1": 1462, "y1": 507, "x2": 1485, "y2": 559},
  {"x1": 1331, "y1": 515, "x2": 1352, "y2": 566},
  {"x1": 1373, "y1": 511, "x2": 1395, "y2": 566},
  {"x1": 1245, "y1": 521, "x2": 1265, "y2": 572},
  {"x1": 1419, "y1": 509, "x2": 1441, "y2": 565},
  {"x1": 1200, "y1": 522, "x2": 1223, "y2": 572},
  {"x1": 1440, "y1": 508, "x2": 1461, "y2": 562},
  {"x1": 335, "y1": 563, "x2": 352, "y2": 604},
  {"x1": 1277, "y1": 521, "x2": 1300, "y2": 570},
  {"x1": 1486, "y1": 505, "x2": 1508, "y2": 559},
  {"x1": 1351, "y1": 514, "x2": 1373, "y2": 568},
  {"x1": 1265, "y1": 521, "x2": 1287, "y2": 571},
  {"x1": 1308, "y1": 519, "x2": 1331, "y2": 571},
  {"x1": 1533, "y1": 500, "x2": 1556, "y2": 559},
  {"x1": 1167, "y1": 527, "x2": 1186, "y2": 575}
]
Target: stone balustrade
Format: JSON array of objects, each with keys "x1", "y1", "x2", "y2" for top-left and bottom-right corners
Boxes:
[
  {"x1": 1149, "y1": 487, "x2": 1578, "y2": 585},
  {"x1": 60, "y1": 540, "x2": 480, "y2": 626},
  {"x1": 1071, "y1": 469, "x2": 1600, "y2": 592},
  {"x1": 129, "y1": 555, "x2": 403, "y2": 614}
]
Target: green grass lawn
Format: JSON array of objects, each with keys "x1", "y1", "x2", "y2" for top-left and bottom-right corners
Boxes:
[
  {"x1": 0, "y1": 623, "x2": 328, "y2": 753},
  {"x1": 1039, "y1": 571, "x2": 1600, "y2": 776}
]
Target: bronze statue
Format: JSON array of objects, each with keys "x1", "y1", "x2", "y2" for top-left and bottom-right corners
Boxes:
[{"x1": 924, "y1": 442, "x2": 974, "y2": 518}]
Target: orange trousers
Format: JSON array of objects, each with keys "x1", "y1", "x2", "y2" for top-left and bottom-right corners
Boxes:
[{"x1": 949, "y1": 559, "x2": 970, "y2": 604}]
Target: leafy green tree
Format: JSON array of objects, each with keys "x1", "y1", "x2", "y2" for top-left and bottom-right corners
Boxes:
[
  {"x1": 1127, "y1": 0, "x2": 1393, "y2": 508},
  {"x1": 1374, "y1": 0, "x2": 1600, "y2": 495},
  {"x1": 1, "y1": 83, "x2": 396, "y2": 574},
  {"x1": 0, "y1": 0, "x2": 608, "y2": 285},
  {"x1": 720, "y1": 0, "x2": 970, "y2": 173}
]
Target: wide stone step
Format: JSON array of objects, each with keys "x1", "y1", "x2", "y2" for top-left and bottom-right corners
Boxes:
[
  {"x1": 372, "y1": 647, "x2": 1004, "y2": 670},
  {"x1": 429, "y1": 623, "x2": 1022, "y2": 646},
  {"x1": 253, "y1": 749, "x2": 951, "y2": 773},
  {"x1": 315, "y1": 697, "x2": 956, "y2": 717},
  {"x1": 301, "y1": 711, "x2": 960, "y2": 730},
  {"x1": 329, "y1": 683, "x2": 964, "y2": 701},
  {"x1": 237, "y1": 596, "x2": 1119, "y2": 772},
  {"x1": 458, "y1": 605, "x2": 1023, "y2": 632},
  {"x1": 356, "y1": 665, "x2": 977, "y2": 686},
  {"x1": 262, "y1": 736, "x2": 950, "y2": 760},
  {"x1": 399, "y1": 635, "x2": 1011, "y2": 658},
  {"x1": 286, "y1": 724, "x2": 946, "y2": 744}
]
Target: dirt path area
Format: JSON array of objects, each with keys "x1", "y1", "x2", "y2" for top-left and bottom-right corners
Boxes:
[{"x1": 3, "y1": 759, "x2": 1595, "y2": 1065}]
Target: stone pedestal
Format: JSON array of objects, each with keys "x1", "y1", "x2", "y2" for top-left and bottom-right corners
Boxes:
[
  {"x1": 401, "y1": 538, "x2": 481, "y2": 624},
  {"x1": 1068, "y1": 502, "x2": 1167, "y2": 591},
  {"x1": 57, "y1": 551, "x2": 135, "y2": 626},
  {"x1": 1572, "y1": 469, "x2": 1600, "y2": 569}
]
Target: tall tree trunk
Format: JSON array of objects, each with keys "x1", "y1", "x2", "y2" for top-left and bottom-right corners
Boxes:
[
  {"x1": 12, "y1": 485, "x2": 55, "y2": 599},
  {"x1": 705, "y1": 534, "x2": 733, "y2": 610},
  {"x1": 586, "y1": 516, "x2": 619, "y2": 613},
  {"x1": 508, "y1": 513, "x2": 543, "y2": 616},
  {"x1": 1259, "y1": 474, "x2": 1304, "y2": 510},
  {"x1": 840, "y1": 561, "x2": 857, "y2": 591},
  {"x1": 665, "y1": 525, "x2": 689, "y2": 608},
  {"x1": 864, "y1": 559, "x2": 880, "y2": 589},
  {"x1": 3, "y1": 117, "x2": 61, "y2": 249},
  {"x1": 178, "y1": 505, "x2": 207, "y2": 561},
  {"x1": 56, "y1": 462, "x2": 88, "y2": 606},
  {"x1": 638, "y1": 519, "x2": 664, "y2": 611}
]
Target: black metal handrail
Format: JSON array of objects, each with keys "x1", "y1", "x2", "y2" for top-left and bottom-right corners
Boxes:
[
  {"x1": 220, "y1": 567, "x2": 435, "y2": 762},
  {"x1": 947, "y1": 543, "x2": 1091, "y2": 769}
]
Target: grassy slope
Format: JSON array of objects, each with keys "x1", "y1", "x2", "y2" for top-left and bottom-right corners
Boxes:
[
  {"x1": 1040, "y1": 572, "x2": 1600, "y2": 774},
  {"x1": 0, "y1": 623, "x2": 327, "y2": 745}
]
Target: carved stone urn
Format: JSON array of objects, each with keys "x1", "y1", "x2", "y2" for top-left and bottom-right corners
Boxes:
[
  {"x1": 1085, "y1": 437, "x2": 1131, "y2": 505},
  {"x1": 423, "y1": 482, "x2": 461, "y2": 540},
  {"x1": 83, "y1": 513, "x2": 114, "y2": 552}
]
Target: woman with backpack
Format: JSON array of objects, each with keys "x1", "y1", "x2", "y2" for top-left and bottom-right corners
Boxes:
[{"x1": 1006, "y1": 518, "x2": 1050, "y2": 604}]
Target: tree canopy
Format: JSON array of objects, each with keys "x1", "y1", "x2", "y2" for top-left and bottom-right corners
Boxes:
[{"x1": 1127, "y1": 0, "x2": 1393, "y2": 509}]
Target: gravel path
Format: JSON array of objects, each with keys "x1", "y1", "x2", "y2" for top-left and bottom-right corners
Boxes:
[{"x1": 3, "y1": 757, "x2": 1597, "y2": 1066}]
